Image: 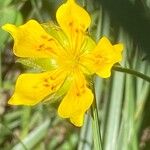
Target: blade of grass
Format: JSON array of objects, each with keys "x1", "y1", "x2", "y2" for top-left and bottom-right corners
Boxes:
[
  {"x1": 21, "y1": 107, "x2": 31, "y2": 138},
  {"x1": 91, "y1": 78, "x2": 103, "y2": 150},
  {"x1": 103, "y1": 71, "x2": 125, "y2": 150},
  {"x1": 12, "y1": 119, "x2": 50, "y2": 150},
  {"x1": 117, "y1": 75, "x2": 137, "y2": 150},
  {"x1": 78, "y1": 115, "x2": 93, "y2": 150}
]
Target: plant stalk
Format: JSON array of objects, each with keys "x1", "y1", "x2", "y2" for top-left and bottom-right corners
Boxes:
[
  {"x1": 91, "y1": 79, "x2": 103, "y2": 150},
  {"x1": 113, "y1": 66, "x2": 150, "y2": 82}
]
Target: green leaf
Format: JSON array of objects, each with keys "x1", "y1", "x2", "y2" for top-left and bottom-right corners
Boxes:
[
  {"x1": 0, "y1": 0, "x2": 13, "y2": 7},
  {"x1": 0, "y1": 5, "x2": 23, "y2": 48},
  {"x1": 78, "y1": 115, "x2": 93, "y2": 150},
  {"x1": 103, "y1": 72, "x2": 125, "y2": 150}
]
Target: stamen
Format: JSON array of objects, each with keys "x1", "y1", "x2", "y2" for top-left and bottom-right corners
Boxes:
[
  {"x1": 39, "y1": 44, "x2": 45, "y2": 48},
  {"x1": 51, "y1": 84, "x2": 56, "y2": 91},
  {"x1": 48, "y1": 38, "x2": 53, "y2": 41},
  {"x1": 75, "y1": 29, "x2": 79, "y2": 33},
  {"x1": 43, "y1": 83, "x2": 50, "y2": 87},
  {"x1": 45, "y1": 47, "x2": 52, "y2": 50},
  {"x1": 76, "y1": 92, "x2": 81, "y2": 96},
  {"x1": 41, "y1": 35, "x2": 48, "y2": 39},
  {"x1": 44, "y1": 78, "x2": 48, "y2": 82},
  {"x1": 50, "y1": 76, "x2": 55, "y2": 80},
  {"x1": 68, "y1": 21, "x2": 73, "y2": 27}
]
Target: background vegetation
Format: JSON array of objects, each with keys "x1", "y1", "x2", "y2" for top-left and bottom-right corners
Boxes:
[{"x1": 0, "y1": 0, "x2": 150, "y2": 149}]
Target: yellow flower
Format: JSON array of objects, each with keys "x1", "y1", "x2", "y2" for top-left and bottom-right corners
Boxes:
[{"x1": 2, "y1": 0, "x2": 123, "y2": 126}]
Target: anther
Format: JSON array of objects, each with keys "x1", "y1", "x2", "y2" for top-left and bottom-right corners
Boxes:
[
  {"x1": 75, "y1": 29, "x2": 79, "y2": 33},
  {"x1": 44, "y1": 78, "x2": 48, "y2": 83},
  {"x1": 51, "y1": 85, "x2": 56, "y2": 91},
  {"x1": 48, "y1": 38, "x2": 53, "y2": 41},
  {"x1": 43, "y1": 83, "x2": 50, "y2": 87},
  {"x1": 69, "y1": 21, "x2": 73, "y2": 27},
  {"x1": 41, "y1": 35, "x2": 48, "y2": 39},
  {"x1": 50, "y1": 76, "x2": 55, "y2": 80},
  {"x1": 45, "y1": 47, "x2": 52, "y2": 50},
  {"x1": 39, "y1": 44, "x2": 44, "y2": 48},
  {"x1": 76, "y1": 92, "x2": 81, "y2": 97}
]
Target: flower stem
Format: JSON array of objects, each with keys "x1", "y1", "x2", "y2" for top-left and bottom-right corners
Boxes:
[
  {"x1": 112, "y1": 66, "x2": 150, "y2": 82},
  {"x1": 91, "y1": 79, "x2": 103, "y2": 150}
]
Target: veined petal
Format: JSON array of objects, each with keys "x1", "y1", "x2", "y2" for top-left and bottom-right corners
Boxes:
[
  {"x1": 79, "y1": 36, "x2": 96, "y2": 75},
  {"x1": 42, "y1": 22, "x2": 70, "y2": 50},
  {"x1": 56, "y1": 0, "x2": 91, "y2": 52},
  {"x1": 84, "y1": 37, "x2": 123, "y2": 78},
  {"x1": 8, "y1": 70, "x2": 66, "y2": 105},
  {"x1": 2, "y1": 20, "x2": 61, "y2": 58},
  {"x1": 58, "y1": 72, "x2": 93, "y2": 126}
]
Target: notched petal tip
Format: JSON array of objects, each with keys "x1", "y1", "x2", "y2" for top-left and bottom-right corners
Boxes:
[
  {"x1": 70, "y1": 113, "x2": 84, "y2": 127},
  {"x1": 113, "y1": 43, "x2": 124, "y2": 52},
  {"x1": 3, "y1": 19, "x2": 61, "y2": 58},
  {"x1": 58, "y1": 77, "x2": 93, "y2": 127},
  {"x1": 99, "y1": 36, "x2": 112, "y2": 47},
  {"x1": 8, "y1": 71, "x2": 65, "y2": 106},
  {"x1": 91, "y1": 36, "x2": 124, "y2": 78},
  {"x1": 101, "y1": 37, "x2": 124, "y2": 53},
  {"x1": 98, "y1": 71, "x2": 111, "y2": 78},
  {"x1": 2, "y1": 24, "x2": 17, "y2": 35},
  {"x1": 101, "y1": 36, "x2": 110, "y2": 41},
  {"x1": 7, "y1": 94, "x2": 27, "y2": 106},
  {"x1": 56, "y1": 0, "x2": 91, "y2": 37},
  {"x1": 8, "y1": 98, "x2": 15, "y2": 105}
]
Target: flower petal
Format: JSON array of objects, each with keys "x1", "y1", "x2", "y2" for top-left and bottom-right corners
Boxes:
[
  {"x1": 8, "y1": 70, "x2": 66, "y2": 105},
  {"x1": 58, "y1": 72, "x2": 93, "y2": 126},
  {"x1": 70, "y1": 113, "x2": 84, "y2": 127},
  {"x1": 86, "y1": 37, "x2": 123, "y2": 78},
  {"x1": 2, "y1": 20, "x2": 61, "y2": 58},
  {"x1": 56, "y1": 0, "x2": 91, "y2": 52},
  {"x1": 79, "y1": 36, "x2": 96, "y2": 74}
]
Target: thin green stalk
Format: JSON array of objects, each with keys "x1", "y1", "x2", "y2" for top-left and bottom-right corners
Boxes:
[
  {"x1": 0, "y1": 51, "x2": 2, "y2": 88},
  {"x1": 31, "y1": 0, "x2": 43, "y2": 22},
  {"x1": 91, "y1": 79, "x2": 103, "y2": 150},
  {"x1": 82, "y1": 0, "x2": 87, "y2": 9},
  {"x1": 21, "y1": 107, "x2": 31, "y2": 138},
  {"x1": 113, "y1": 66, "x2": 150, "y2": 82},
  {"x1": 0, "y1": 121, "x2": 28, "y2": 150}
]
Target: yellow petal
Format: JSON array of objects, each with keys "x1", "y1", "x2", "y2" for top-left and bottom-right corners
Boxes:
[
  {"x1": 90, "y1": 37, "x2": 123, "y2": 78},
  {"x1": 8, "y1": 70, "x2": 66, "y2": 105},
  {"x1": 58, "y1": 72, "x2": 93, "y2": 126},
  {"x1": 79, "y1": 36, "x2": 96, "y2": 75},
  {"x1": 113, "y1": 43, "x2": 124, "y2": 53},
  {"x1": 70, "y1": 113, "x2": 84, "y2": 127},
  {"x1": 56, "y1": 0, "x2": 91, "y2": 52},
  {"x1": 95, "y1": 63, "x2": 113, "y2": 78},
  {"x1": 2, "y1": 20, "x2": 61, "y2": 58}
]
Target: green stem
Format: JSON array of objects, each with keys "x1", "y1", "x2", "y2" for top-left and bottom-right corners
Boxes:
[
  {"x1": 31, "y1": 0, "x2": 43, "y2": 22},
  {"x1": 91, "y1": 79, "x2": 103, "y2": 150},
  {"x1": 0, "y1": 50, "x2": 2, "y2": 87},
  {"x1": 82, "y1": 0, "x2": 87, "y2": 9},
  {"x1": 113, "y1": 66, "x2": 150, "y2": 82}
]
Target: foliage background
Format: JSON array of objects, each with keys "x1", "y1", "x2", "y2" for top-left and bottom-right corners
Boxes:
[{"x1": 0, "y1": 0, "x2": 150, "y2": 149}]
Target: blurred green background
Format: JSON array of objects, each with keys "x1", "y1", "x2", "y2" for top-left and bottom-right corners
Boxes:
[{"x1": 0, "y1": 0, "x2": 150, "y2": 150}]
